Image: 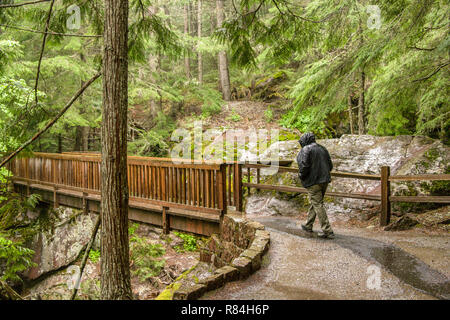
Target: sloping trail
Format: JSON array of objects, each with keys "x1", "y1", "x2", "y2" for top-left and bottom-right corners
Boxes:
[{"x1": 201, "y1": 216, "x2": 450, "y2": 300}]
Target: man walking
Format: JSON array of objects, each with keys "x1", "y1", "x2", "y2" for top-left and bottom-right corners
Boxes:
[{"x1": 296, "y1": 132, "x2": 335, "y2": 239}]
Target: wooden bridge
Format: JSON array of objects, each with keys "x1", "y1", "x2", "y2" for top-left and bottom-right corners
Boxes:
[{"x1": 6, "y1": 153, "x2": 450, "y2": 236}]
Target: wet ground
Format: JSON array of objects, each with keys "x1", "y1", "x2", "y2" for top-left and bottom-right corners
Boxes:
[{"x1": 201, "y1": 215, "x2": 450, "y2": 300}]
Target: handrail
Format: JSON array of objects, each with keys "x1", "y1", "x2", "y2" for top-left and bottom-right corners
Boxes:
[{"x1": 8, "y1": 153, "x2": 228, "y2": 216}]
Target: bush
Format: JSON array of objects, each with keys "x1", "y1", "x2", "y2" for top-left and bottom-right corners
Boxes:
[
  {"x1": 129, "y1": 233, "x2": 166, "y2": 282},
  {"x1": 173, "y1": 231, "x2": 198, "y2": 252},
  {"x1": 0, "y1": 235, "x2": 36, "y2": 282}
]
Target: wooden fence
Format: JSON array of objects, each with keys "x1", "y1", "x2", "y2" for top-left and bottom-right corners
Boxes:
[
  {"x1": 241, "y1": 163, "x2": 450, "y2": 226},
  {"x1": 7, "y1": 153, "x2": 231, "y2": 234},
  {"x1": 7, "y1": 153, "x2": 450, "y2": 229}
]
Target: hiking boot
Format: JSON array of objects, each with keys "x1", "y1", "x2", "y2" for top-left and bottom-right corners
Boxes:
[
  {"x1": 318, "y1": 232, "x2": 335, "y2": 239},
  {"x1": 301, "y1": 224, "x2": 313, "y2": 233}
]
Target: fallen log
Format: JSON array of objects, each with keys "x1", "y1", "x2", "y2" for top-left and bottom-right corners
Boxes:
[{"x1": 0, "y1": 280, "x2": 22, "y2": 300}]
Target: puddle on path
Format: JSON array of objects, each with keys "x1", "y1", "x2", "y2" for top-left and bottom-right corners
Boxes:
[{"x1": 255, "y1": 216, "x2": 450, "y2": 300}]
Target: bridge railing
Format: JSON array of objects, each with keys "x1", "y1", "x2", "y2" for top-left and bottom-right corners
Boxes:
[
  {"x1": 240, "y1": 163, "x2": 450, "y2": 227},
  {"x1": 8, "y1": 153, "x2": 228, "y2": 217}
]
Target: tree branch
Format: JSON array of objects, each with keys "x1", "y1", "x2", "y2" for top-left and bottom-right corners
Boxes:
[
  {"x1": 413, "y1": 61, "x2": 449, "y2": 82},
  {"x1": 407, "y1": 45, "x2": 436, "y2": 51},
  {"x1": 0, "y1": 24, "x2": 102, "y2": 38},
  {"x1": 70, "y1": 214, "x2": 101, "y2": 300},
  {"x1": 0, "y1": 0, "x2": 50, "y2": 8},
  {"x1": 272, "y1": 0, "x2": 338, "y2": 23},
  {"x1": 0, "y1": 72, "x2": 101, "y2": 169},
  {"x1": 34, "y1": 0, "x2": 55, "y2": 106}
]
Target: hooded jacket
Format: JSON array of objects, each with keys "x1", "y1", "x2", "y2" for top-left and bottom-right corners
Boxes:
[{"x1": 296, "y1": 132, "x2": 333, "y2": 188}]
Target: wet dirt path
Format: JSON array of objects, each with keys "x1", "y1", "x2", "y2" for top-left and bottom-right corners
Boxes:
[{"x1": 201, "y1": 216, "x2": 450, "y2": 300}]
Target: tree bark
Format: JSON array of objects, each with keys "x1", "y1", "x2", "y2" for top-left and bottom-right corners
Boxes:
[
  {"x1": 197, "y1": 0, "x2": 203, "y2": 85},
  {"x1": 184, "y1": 3, "x2": 191, "y2": 79},
  {"x1": 216, "y1": 0, "x2": 231, "y2": 100},
  {"x1": 101, "y1": 0, "x2": 132, "y2": 300},
  {"x1": 357, "y1": 71, "x2": 365, "y2": 135}
]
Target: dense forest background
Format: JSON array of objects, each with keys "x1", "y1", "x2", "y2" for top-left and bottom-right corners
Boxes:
[{"x1": 0, "y1": 0, "x2": 449, "y2": 161}]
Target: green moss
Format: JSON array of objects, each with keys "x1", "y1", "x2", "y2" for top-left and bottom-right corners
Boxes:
[
  {"x1": 155, "y1": 281, "x2": 182, "y2": 300},
  {"x1": 424, "y1": 147, "x2": 440, "y2": 162},
  {"x1": 155, "y1": 263, "x2": 198, "y2": 300},
  {"x1": 278, "y1": 130, "x2": 298, "y2": 142}
]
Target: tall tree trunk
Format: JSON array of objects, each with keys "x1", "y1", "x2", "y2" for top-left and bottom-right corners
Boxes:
[
  {"x1": 184, "y1": 3, "x2": 191, "y2": 79},
  {"x1": 216, "y1": 0, "x2": 231, "y2": 100},
  {"x1": 101, "y1": 0, "x2": 132, "y2": 300},
  {"x1": 190, "y1": 1, "x2": 195, "y2": 36},
  {"x1": 149, "y1": 53, "x2": 160, "y2": 118},
  {"x1": 357, "y1": 71, "x2": 366, "y2": 135},
  {"x1": 348, "y1": 94, "x2": 354, "y2": 134},
  {"x1": 82, "y1": 126, "x2": 89, "y2": 151},
  {"x1": 76, "y1": 52, "x2": 89, "y2": 151},
  {"x1": 197, "y1": 0, "x2": 203, "y2": 85},
  {"x1": 57, "y1": 133, "x2": 62, "y2": 153}
]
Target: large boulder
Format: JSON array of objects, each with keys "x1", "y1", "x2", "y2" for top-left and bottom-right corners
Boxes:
[{"x1": 25, "y1": 208, "x2": 96, "y2": 280}]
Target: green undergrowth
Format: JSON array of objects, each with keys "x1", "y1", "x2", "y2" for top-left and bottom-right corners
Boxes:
[
  {"x1": 129, "y1": 222, "x2": 166, "y2": 282},
  {"x1": 173, "y1": 231, "x2": 199, "y2": 253}
]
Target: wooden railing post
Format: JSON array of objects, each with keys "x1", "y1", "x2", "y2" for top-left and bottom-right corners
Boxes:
[
  {"x1": 82, "y1": 192, "x2": 88, "y2": 214},
  {"x1": 233, "y1": 163, "x2": 243, "y2": 212},
  {"x1": 217, "y1": 164, "x2": 227, "y2": 228},
  {"x1": 53, "y1": 185, "x2": 59, "y2": 209},
  {"x1": 380, "y1": 166, "x2": 391, "y2": 227},
  {"x1": 162, "y1": 206, "x2": 170, "y2": 234},
  {"x1": 256, "y1": 167, "x2": 260, "y2": 193}
]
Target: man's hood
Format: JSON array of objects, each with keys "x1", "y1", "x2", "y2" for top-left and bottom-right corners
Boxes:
[{"x1": 299, "y1": 132, "x2": 316, "y2": 147}]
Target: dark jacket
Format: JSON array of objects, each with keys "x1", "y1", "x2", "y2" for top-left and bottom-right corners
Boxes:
[{"x1": 296, "y1": 133, "x2": 333, "y2": 188}]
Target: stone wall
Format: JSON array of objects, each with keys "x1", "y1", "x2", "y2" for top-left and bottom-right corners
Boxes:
[
  {"x1": 198, "y1": 214, "x2": 270, "y2": 292},
  {"x1": 157, "y1": 214, "x2": 271, "y2": 300}
]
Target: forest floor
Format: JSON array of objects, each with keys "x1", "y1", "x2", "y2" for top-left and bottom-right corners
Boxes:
[
  {"x1": 24, "y1": 224, "x2": 205, "y2": 300},
  {"x1": 201, "y1": 210, "x2": 450, "y2": 300},
  {"x1": 180, "y1": 100, "x2": 291, "y2": 132}
]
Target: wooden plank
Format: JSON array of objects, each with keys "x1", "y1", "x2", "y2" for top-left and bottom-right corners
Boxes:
[
  {"x1": 13, "y1": 178, "x2": 223, "y2": 216},
  {"x1": 205, "y1": 170, "x2": 210, "y2": 208},
  {"x1": 380, "y1": 166, "x2": 391, "y2": 227},
  {"x1": 247, "y1": 167, "x2": 251, "y2": 195},
  {"x1": 234, "y1": 163, "x2": 243, "y2": 212},
  {"x1": 195, "y1": 169, "x2": 200, "y2": 207},
  {"x1": 243, "y1": 182, "x2": 382, "y2": 201},
  {"x1": 168, "y1": 166, "x2": 173, "y2": 202},
  {"x1": 187, "y1": 168, "x2": 191, "y2": 205},
  {"x1": 227, "y1": 165, "x2": 232, "y2": 206},
  {"x1": 160, "y1": 168, "x2": 167, "y2": 201},
  {"x1": 390, "y1": 196, "x2": 450, "y2": 203},
  {"x1": 210, "y1": 169, "x2": 214, "y2": 208},
  {"x1": 389, "y1": 174, "x2": 450, "y2": 181},
  {"x1": 242, "y1": 163, "x2": 381, "y2": 180},
  {"x1": 217, "y1": 164, "x2": 227, "y2": 228}
]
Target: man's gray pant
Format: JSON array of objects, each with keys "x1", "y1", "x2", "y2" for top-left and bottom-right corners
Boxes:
[{"x1": 304, "y1": 183, "x2": 333, "y2": 234}]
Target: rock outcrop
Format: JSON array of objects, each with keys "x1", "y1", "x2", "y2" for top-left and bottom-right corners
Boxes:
[
  {"x1": 245, "y1": 134, "x2": 449, "y2": 218},
  {"x1": 24, "y1": 207, "x2": 96, "y2": 280}
]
